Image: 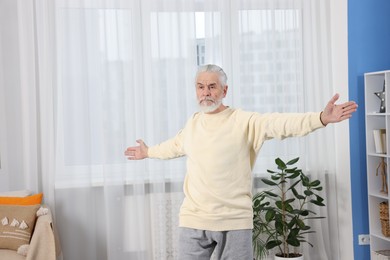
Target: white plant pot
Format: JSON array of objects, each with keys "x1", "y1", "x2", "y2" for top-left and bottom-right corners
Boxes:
[{"x1": 275, "y1": 255, "x2": 303, "y2": 260}]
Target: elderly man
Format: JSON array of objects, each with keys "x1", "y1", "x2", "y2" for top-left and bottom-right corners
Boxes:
[{"x1": 124, "y1": 64, "x2": 357, "y2": 260}]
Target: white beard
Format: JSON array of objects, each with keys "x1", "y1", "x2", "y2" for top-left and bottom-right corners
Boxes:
[{"x1": 198, "y1": 97, "x2": 223, "y2": 113}]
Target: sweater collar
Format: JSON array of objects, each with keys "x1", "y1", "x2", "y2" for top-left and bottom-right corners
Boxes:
[{"x1": 199, "y1": 106, "x2": 232, "y2": 118}]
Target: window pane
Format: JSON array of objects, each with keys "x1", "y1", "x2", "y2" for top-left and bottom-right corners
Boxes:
[
  {"x1": 238, "y1": 9, "x2": 304, "y2": 171},
  {"x1": 238, "y1": 9, "x2": 303, "y2": 113}
]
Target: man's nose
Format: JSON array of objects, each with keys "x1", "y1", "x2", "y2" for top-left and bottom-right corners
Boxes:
[{"x1": 203, "y1": 87, "x2": 211, "y2": 95}]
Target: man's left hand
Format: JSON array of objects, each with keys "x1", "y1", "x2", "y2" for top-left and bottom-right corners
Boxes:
[{"x1": 320, "y1": 93, "x2": 358, "y2": 126}]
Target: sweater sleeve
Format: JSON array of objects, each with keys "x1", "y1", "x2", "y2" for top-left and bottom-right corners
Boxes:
[
  {"x1": 263, "y1": 112, "x2": 324, "y2": 139},
  {"x1": 147, "y1": 129, "x2": 186, "y2": 159},
  {"x1": 248, "y1": 112, "x2": 325, "y2": 151}
]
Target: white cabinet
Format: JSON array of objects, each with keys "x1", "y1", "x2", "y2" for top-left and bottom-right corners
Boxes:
[{"x1": 365, "y1": 70, "x2": 390, "y2": 255}]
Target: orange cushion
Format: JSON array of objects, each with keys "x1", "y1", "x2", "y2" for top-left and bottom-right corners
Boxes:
[{"x1": 0, "y1": 193, "x2": 43, "y2": 205}]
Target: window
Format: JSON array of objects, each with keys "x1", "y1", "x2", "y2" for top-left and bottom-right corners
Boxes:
[{"x1": 56, "y1": 1, "x2": 308, "y2": 186}]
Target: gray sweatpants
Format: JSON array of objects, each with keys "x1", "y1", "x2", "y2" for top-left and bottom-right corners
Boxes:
[{"x1": 178, "y1": 227, "x2": 253, "y2": 260}]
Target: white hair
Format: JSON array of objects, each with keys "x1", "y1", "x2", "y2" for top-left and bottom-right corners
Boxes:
[{"x1": 195, "y1": 64, "x2": 228, "y2": 87}]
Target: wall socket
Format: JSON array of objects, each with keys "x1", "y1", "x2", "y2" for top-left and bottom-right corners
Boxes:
[{"x1": 358, "y1": 234, "x2": 370, "y2": 245}]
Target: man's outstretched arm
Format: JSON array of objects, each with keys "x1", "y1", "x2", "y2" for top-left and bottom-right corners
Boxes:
[
  {"x1": 124, "y1": 139, "x2": 148, "y2": 160},
  {"x1": 320, "y1": 93, "x2": 358, "y2": 126}
]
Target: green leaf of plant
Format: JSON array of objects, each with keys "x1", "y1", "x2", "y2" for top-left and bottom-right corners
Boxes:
[
  {"x1": 306, "y1": 216, "x2": 326, "y2": 220},
  {"x1": 265, "y1": 210, "x2": 275, "y2": 222},
  {"x1": 287, "y1": 237, "x2": 300, "y2": 247},
  {"x1": 289, "y1": 180, "x2": 301, "y2": 190},
  {"x1": 262, "y1": 206, "x2": 274, "y2": 211},
  {"x1": 267, "y1": 169, "x2": 277, "y2": 174},
  {"x1": 296, "y1": 219, "x2": 305, "y2": 228},
  {"x1": 266, "y1": 240, "x2": 282, "y2": 250},
  {"x1": 287, "y1": 171, "x2": 301, "y2": 179},
  {"x1": 304, "y1": 190, "x2": 313, "y2": 196},
  {"x1": 286, "y1": 157, "x2": 299, "y2": 165},
  {"x1": 264, "y1": 191, "x2": 278, "y2": 197},
  {"x1": 315, "y1": 195, "x2": 324, "y2": 203},
  {"x1": 300, "y1": 210, "x2": 309, "y2": 216},
  {"x1": 301, "y1": 175, "x2": 310, "y2": 186},
  {"x1": 285, "y1": 167, "x2": 298, "y2": 173},
  {"x1": 310, "y1": 199, "x2": 326, "y2": 206},
  {"x1": 285, "y1": 198, "x2": 295, "y2": 204},
  {"x1": 313, "y1": 186, "x2": 323, "y2": 191},
  {"x1": 290, "y1": 209, "x2": 301, "y2": 215},
  {"x1": 275, "y1": 158, "x2": 287, "y2": 170},
  {"x1": 299, "y1": 231, "x2": 315, "y2": 236},
  {"x1": 276, "y1": 201, "x2": 283, "y2": 210},
  {"x1": 252, "y1": 192, "x2": 265, "y2": 200},
  {"x1": 290, "y1": 209, "x2": 308, "y2": 216},
  {"x1": 301, "y1": 225, "x2": 311, "y2": 231},
  {"x1": 310, "y1": 180, "x2": 321, "y2": 187},
  {"x1": 291, "y1": 187, "x2": 305, "y2": 200},
  {"x1": 275, "y1": 221, "x2": 284, "y2": 235},
  {"x1": 288, "y1": 228, "x2": 300, "y2": 238},
  {"x1": 296, "y1": 238, "x2": 314, "y2": 247},
  {"x1": 287, "y1": 218, "x2": 297, "y2": 229},
  {"x1": 262, "y1": 179, "x2": 278, "y2": 186},
  {"x1": 285, "y1": 203, "x2": 294, "y2": 212},
  {"x1": 261, "y1": 202, "x2": 271, "y2": 207}
]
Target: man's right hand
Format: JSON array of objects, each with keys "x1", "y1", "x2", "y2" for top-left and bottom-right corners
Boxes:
[{"x1": 124, "y1": 139, "x2": 148, "y2": 160}]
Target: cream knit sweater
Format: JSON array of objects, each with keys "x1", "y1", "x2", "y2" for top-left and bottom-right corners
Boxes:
[{"x1": 148, "y1": 107, "x2": 324, "y2": 231}]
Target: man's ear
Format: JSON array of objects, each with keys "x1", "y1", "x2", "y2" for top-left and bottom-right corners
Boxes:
[{"x1": 223, "y1": 85, "x2": 228, "y2": 97}]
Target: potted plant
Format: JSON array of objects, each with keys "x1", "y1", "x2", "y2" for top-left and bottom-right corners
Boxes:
[{"x1": 252, "y1": 157, "x2": 325, "y2": 259}]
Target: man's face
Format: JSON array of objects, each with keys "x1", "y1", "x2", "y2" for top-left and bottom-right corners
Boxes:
[{"x1": 196, "y1": 72, "x2": 227, "y2": 113}]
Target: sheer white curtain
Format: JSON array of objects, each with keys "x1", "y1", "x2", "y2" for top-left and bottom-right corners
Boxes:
[
  {"x1": 0, "y1": 0, "x2": 341, "y2": 259},
  {"x1": 0, "y1": 0, "x2": 57, "y2": 209}
]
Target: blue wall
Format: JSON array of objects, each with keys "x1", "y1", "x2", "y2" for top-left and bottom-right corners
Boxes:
[{"x1": 348, "y1": 0, "x2": 390, "y2": 259}]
